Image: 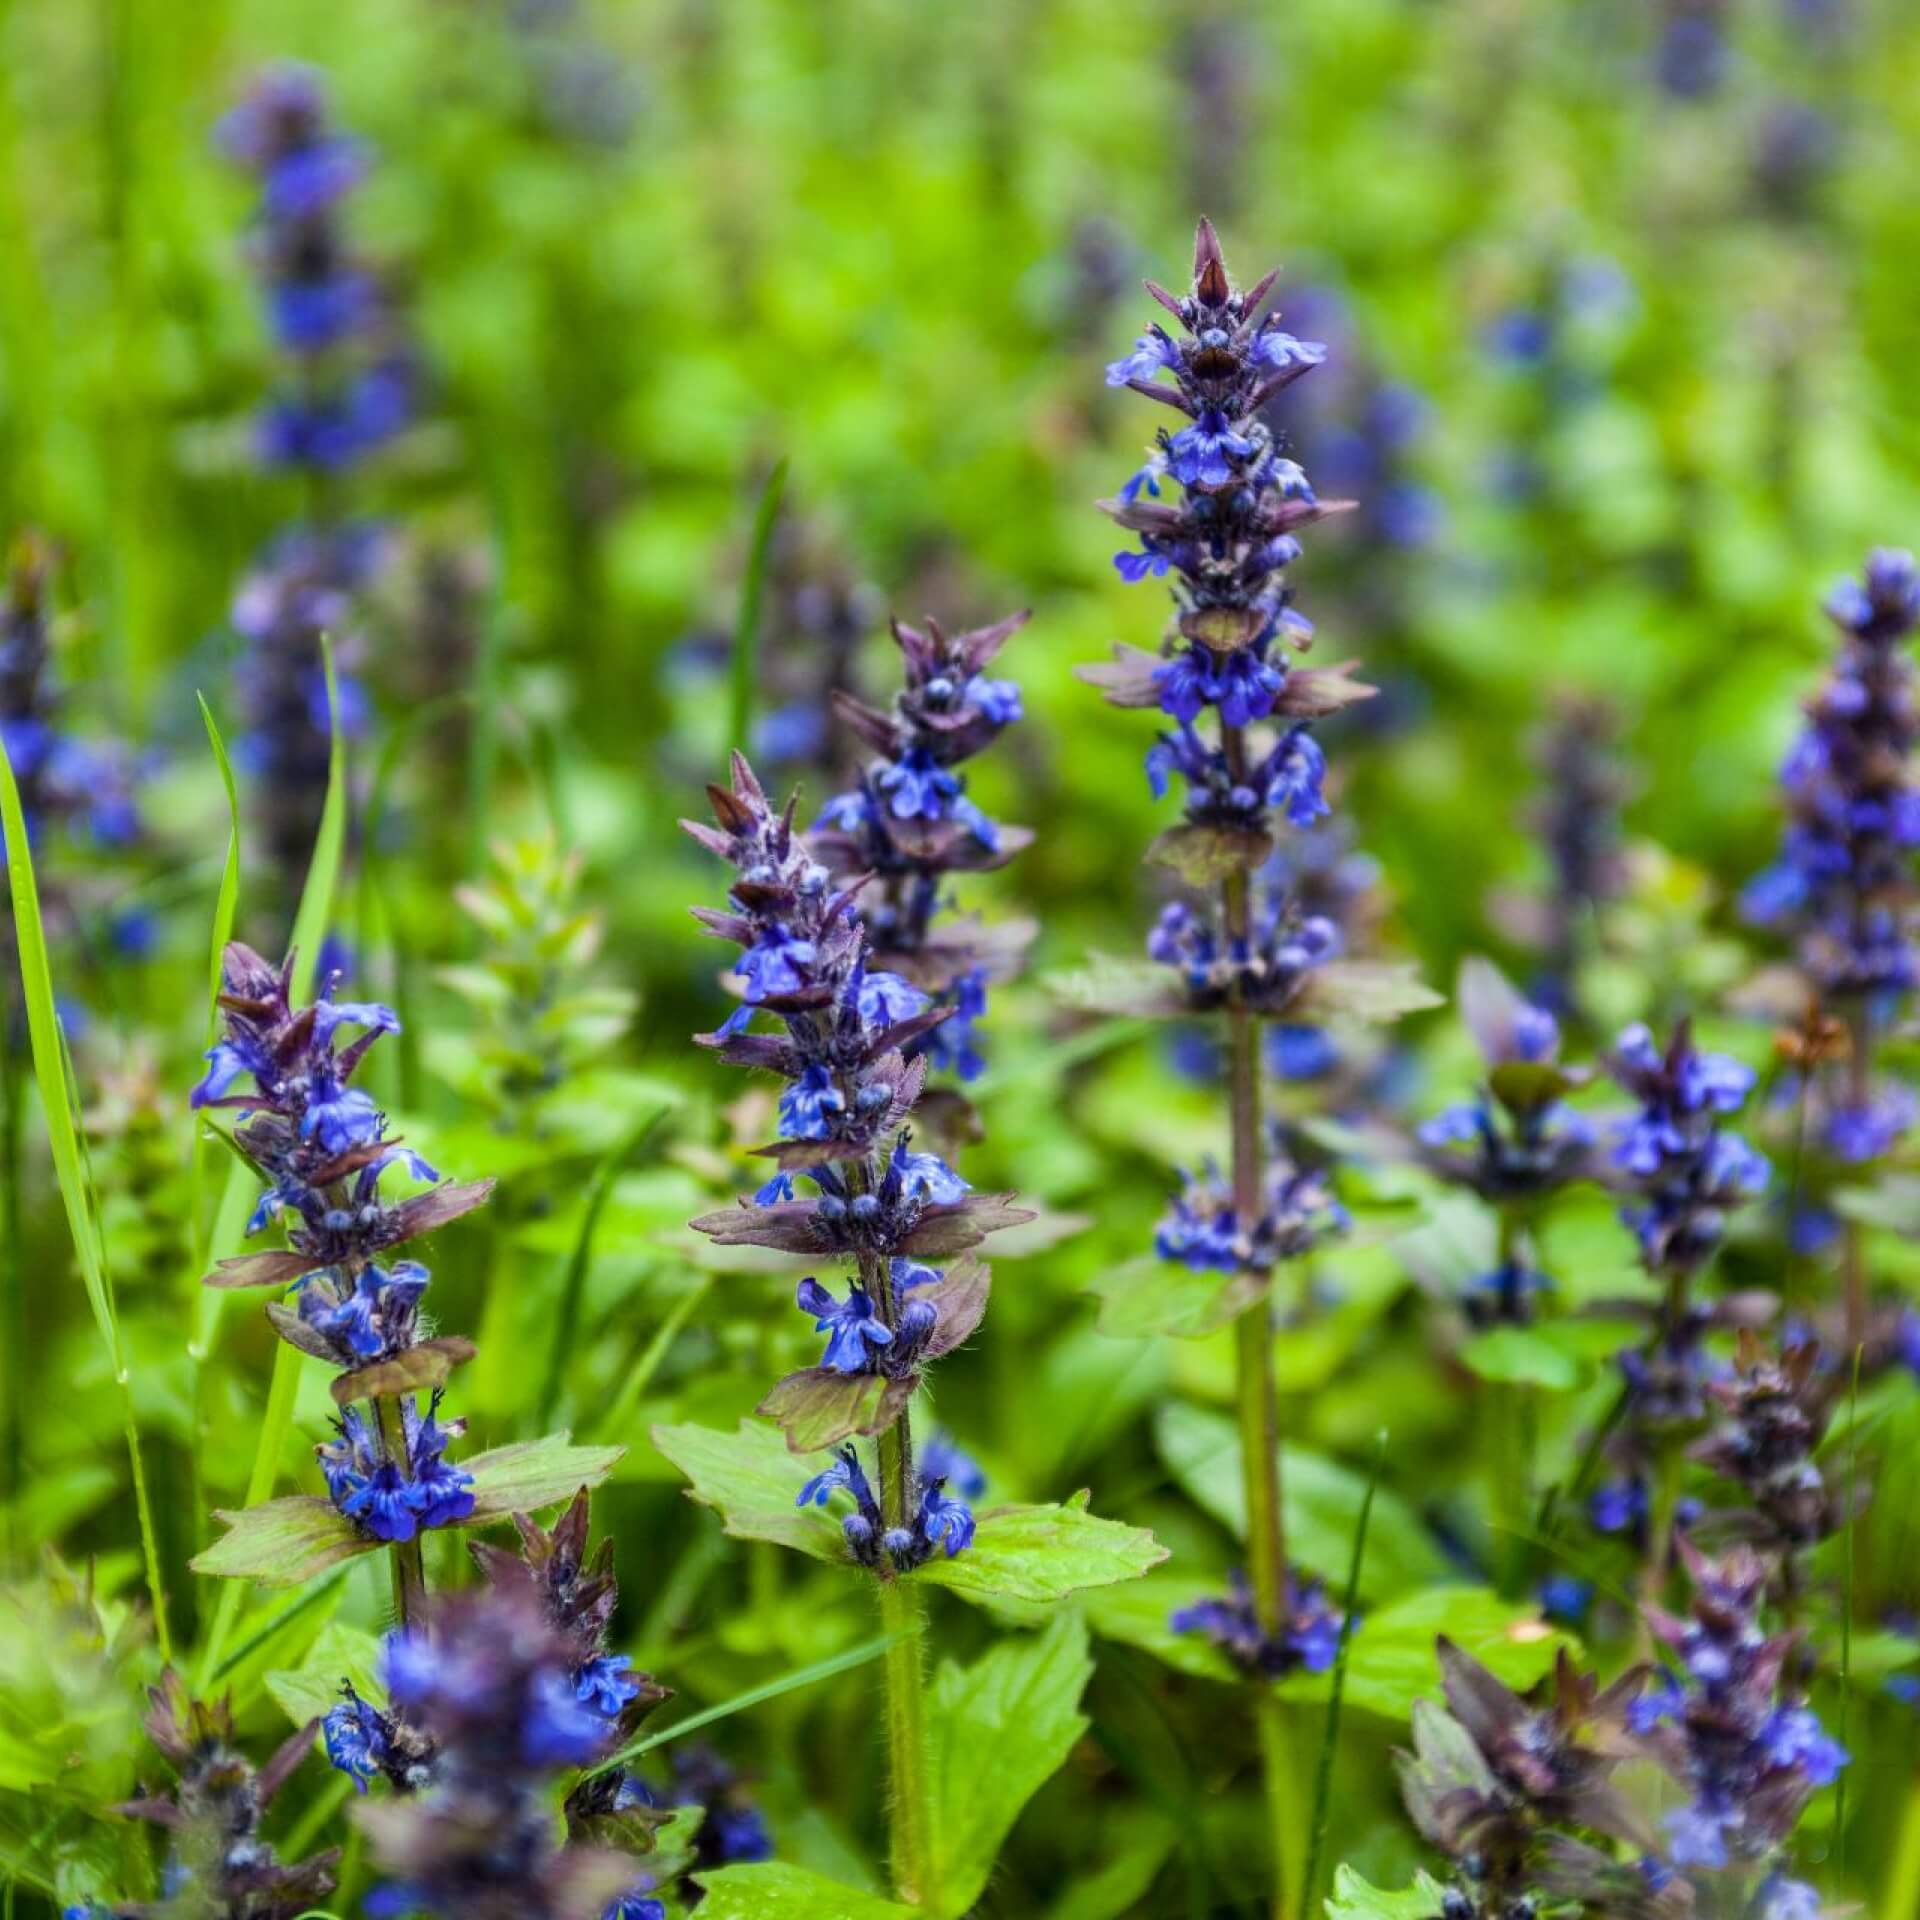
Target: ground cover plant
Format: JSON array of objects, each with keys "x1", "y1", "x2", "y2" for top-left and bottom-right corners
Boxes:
[{"x1": 3, "y1": 3, "x2": 1920, "y2": 1917}]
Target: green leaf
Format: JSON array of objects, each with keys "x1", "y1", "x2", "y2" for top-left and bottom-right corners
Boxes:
[
  {"x1": 651, "y1": 1419, "x2": 849, "y2": 1561},
  {"x1": 694, "y1": 1863, "x2": 915, "y2": 1920},
  {"x1": 1323, "y1": 1863, "x2": 1453, "y2": 1919},
  {"x1": 1333, "y1": 1585, "x2": 1577, "y2": 1724},
  {"x1": 192, "y1": 1497, "x2": 376, "y2": 1586},
  {"x1": 1154, "y1": 1402, "x2": 1451, "y2": 1603},
  {"x1": 1083, "y1": 1255, "x2": 1265, "y2": 1341},
  {"x1": 918, "y1": 1495, "x2": 1167, "y2": 1606},
  {"x1": 264, "y1": 1622, "x2": 386, "y2": 1727},
  {"x1": 924, "y1": 1611, "x2": 1094, "y2": 1919},
  {"x1": 463, "y1": 1433, "x2": 626, "y2": 1518},
  {"x1": 1457, "y1": 1326, "x2": 1586, "y2": 1390},
  {"x1": 728, "y1": 457, "x2": 789, "y2": 754}
]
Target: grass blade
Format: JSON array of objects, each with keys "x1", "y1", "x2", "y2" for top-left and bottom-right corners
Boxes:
[
  {"x1": 196, "y1": 635, "x2": 350, "y2": 1687},
  {"x1": 536, "y1": 1103, "x2": 672, "y2": 1429},
  {"x1": 1298, "y1": 1428, "x2": 1386, "y2": 1920},
  {"x1": 587, "y1": 1629, "x2": 902, "y2": 1780},
  {"x1": 727, "y1": 458, "x2": 788, "y2": 756},
  {"x1": 1, "y1": 735, "x2": 172, "y2": 1660}
]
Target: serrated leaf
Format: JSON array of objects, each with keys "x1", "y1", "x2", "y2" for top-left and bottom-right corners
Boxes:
[
  {"x1": 192, "y1": 1497, "x2": 377, "y2": 1586},
  {"x1": 1084, "y1": 1256, "x2": 1265, "y2": 1340},
  {"x1": 924, "y1": 1611, "x2": 1094, "y2": 1918},
  {"x1": 264, "y1": 1622, "x2": 386, "y2": 1727},
  {"x1": 918, "y1": 1500, "x2": 1167, "y2": 1606},
  {"x1": 332, "y1": 1336, "x2": 477, "y2": 1406},
  {"x1": 1146, "y1": 821, "x2": 1272, "y2": 884},
  {"x1": 1457, "y1": 1326, "x2": 1586, "y2": 1390},
  {"x1": 1335, "y1": 1586, "x2": 1577, "y2": 1723},
  {"x1": 1323, "y1": 1863, "x2": 1453, "y2": 1919},
  {"x1": 757, "y1": 1369, "x2": 912, "y2": 1453},
  {"x1": 1301, "y1": 961, "x2": 1445, "y2": 1024},
  {"x1": 463, "y1": 1433, "x2": 625, "y2": 1518},
  {"x1": 1046, "y1": 953, "x2": 1186, "y2": 1020},
  {"x1": 1154, "y1": 1403, "x2": 1450, "y2": 1603},
  {"x1": 693, "y1": 1863, "x2": 915, "y2": 1919},
  {"x1": 651, "y1": 1419, "x2": 849, "y2": 1562}
]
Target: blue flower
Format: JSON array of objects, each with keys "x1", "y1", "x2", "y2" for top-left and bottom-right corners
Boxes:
[
  {"x1": 1114, "y1": 546, "x2": 1173, "y2": 583},
  {"x1": 1262, "y1": 727, "x2": 1329, "y2": 826},
  {"x1": 875, "y1": 747, "x2": 963, "y2": 821},
  {"x1": 1104, "y1": 329, "x2": 1181, "y2": 387},
  {"x1": 605, "y1": 1897, "x2": 667, "y2": 1920},
  {"x1": 1252, "y1": 329, "x2": 1327, "y2": 375},
  {"x1": 575, "y1": 1654, "x2": 642, "y2": 1719},
  {"x1": 736, "y1": 921, "x2": 818, "y2": 1001},
  {"x1": 1167, "y1": 408, "x2": 1254, "y2": 488},
  {"x1": 892, "y1": 1142, "x2": 969, "y2": 1204},
  {"x1": 919, "y1": 1430, "x2": 987, "y2": 1499},
  {"x1": 796, "y1": 1277, "x2": 894, "y2": 1373},
  {"x1": 917, "y1": 1479, "x2": 976, "y2": 1557},
  {"x1": 779, "y1": 1063, "x2": 845, "y2": 1140},
  {"x1": 323, "y1": 1690, "x2": 392, "y2": 1792}
]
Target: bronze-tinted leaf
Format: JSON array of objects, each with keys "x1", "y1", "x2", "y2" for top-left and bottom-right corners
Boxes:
[
  {"x1": 756, "y1": 1368, "x2": 913, "y2": 1453},
  {"x1": 1073, "y1": 645, "x2": 1164, "y2": 709},
  {"x1": 330, "y1": 1336, "x2": 478, "y2": 1407},
  {"x1": 689, "y1": 1201, "x2": 824, "y2": 1253},
  {"x1": 1178, "y1": 605, "x2": 1262, "y2": 654},
  {"x1": 265, "y1": 1301, "x2": 339, "y2": 1363},
  {"x1": 898, "y1": 1196, "x2": 1036, "y2": 1258},
  {"x1": 919, "y1": 1254, "x2": 990, "y2": 1359},
  {"x1": 381, "y1": 1177, "x2": 498, "y2": 1243},
  {"x1": 204, "y1": 1249, "x2": 324, "y2": 1291},
  {"x1": 1146, "y1": 821, "x2": 1272, "y2": 885},
  {"x1": 1275, "y1": 661, "x2": 1378, "y2": 717}
]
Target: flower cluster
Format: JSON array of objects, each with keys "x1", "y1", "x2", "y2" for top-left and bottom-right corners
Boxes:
[
  {"x1": 1633, "y1": 1542, "x2": 1847, "y2": 1884},
  {"x1": 191, "y1": 943, "x2": 493, "y2": 1536},
  {"x1": 1417, "y1": 962, "x2": 1594, "y2": 1208},
  {"x1": 1081, "y1": 220, "x2": 1373, "y2": 845},
  {"x1": 815, "y1": 610, "x2": 1032, "y2": 1082},
  {"x1": 0, "y1": 533, "x2": 139, "y2": 851},
  {"x1": 687, "y1": 755, "x2": 1032, "y2": 1553},
  {"x1": 1170, "y1": 1569, "x2": 1342, "y2": 1678},
  {"x1": 1396, "y1": 1640, "x2": 1665, "y2": 1918},
  {"x1": 218, "y1": 64, "x2": 414, "y2": 473},
  {"x1": 1607, "y1": 1020, "x2": 1767, "y2": 1275},
  {"x1": 99, "y1": 1674, "x2": 339, "y2": 1920},
  {"x1": 1147, "y1": 874, "x2": 1340, "y2": 1013},
  {"x1": 230, "y1": 522, "x2": 383, "y2": 887},
  {"x1": 1746, "y1": 550, "x2": 1920, "y2": 1161},
  {"x1": 1154, "y1": 1145, "x2": 1345, "y2": 1272},
  {"x1": 1691, "y1": 1337, "x2": 1835, "y2": 1555},
  {"x1": 354, "y1": 1588, "x2": 640, "y2": 1920},
  {"x1": 796, "y1": 1443, "x2": 977, "y2": 1572}
]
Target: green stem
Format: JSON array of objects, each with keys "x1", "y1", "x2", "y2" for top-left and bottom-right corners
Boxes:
[
  {"x1": 1843, "y1": 999, "x2": 1873, "y2": 1351},
  {"x1": 877, "y1": 1570, "x2": 936, "y2": 1909},
  {"x1": 2, "y1": 1043, "x2": 23, "y2": 1548},
  {"x1": 373, "y1": 1394, "x2": 427, "y2": 1630},
  {"x1": 1257, "y1": 1694, "x2": 1301, "y2": 1920}
]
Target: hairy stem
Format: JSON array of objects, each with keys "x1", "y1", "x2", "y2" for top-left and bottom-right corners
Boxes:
[
  {"x1": 372, "y1": 1393, "x2": 427, "y2": 1630},
  {"x1": 1222, "y1": 721, "x2": 1291, "y2": 1920},
  {"x1": 877, "y1": 1548, "x2": 936, "y2": 1908}
]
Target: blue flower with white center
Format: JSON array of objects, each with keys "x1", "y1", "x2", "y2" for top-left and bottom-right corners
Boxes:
[
  {"x1": 736, "y1": 921, "x2": 818, "y2": 1001},
  {"x1": 1105, "y1": 329, "x2": 1181, "y2": 387},
  {"x1": 323, "y1": 1690, "x2": 392, "y2": 1792},
  {"x1": 875, "y1": 747, "x2": 963, "y2": 821},
  {"x1": 1262, "y1": 726, "x2": 1329, "y2": 826},
  {"x1": 779, "y1": 1063, "x2": 845, "y2": 1140},
  {"x1": 300, "y1": 1077, "x2": 382, "y2": 1154},
  {"x1": 1252, "y1": 329, "x2": 1326, "y2": 374},
  {"x1": 892, "y1": 1142, "x2": 969, "y2": 1204},
  {"x1": 575, "y1": 1654, "x2": 641, "y2": 1719},
  {"x1": 341, "y1": 1459, "x2": 421, "y2": 1542},
  {"x1": 856, "y1": 968, "x2": 930, "y2": 1029},
  {"x1": 1754, "y1": 1879, "x2": 1823, "y2": 1920},
  {"x1": 796, "y1": 1276, "x2": 894, "y2": 1373},
  {"x1": 1167, "y1": 408, "x2": 1254, "y2": 488}
]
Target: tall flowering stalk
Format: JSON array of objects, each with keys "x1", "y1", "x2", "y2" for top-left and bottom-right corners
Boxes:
[
  {"x1": 683, "y1": 753, "x2": 1034, "y2": 1900},
  {"x1": 816, "y1": 608, "x2": 1032, "y2": 1085},
  {"x1": 189, "y1": 943, "x2": 493, "y2": 1621},
  {"x1": 219, "y1": 66, "x2": 414, "y2": 902},
  {"x1": 1076, "y1": 220, "x2": 1437, "y2": 1915},
  {"x1": 1744, "y1": 549, "x2": 1920, "y2": 1345}
]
